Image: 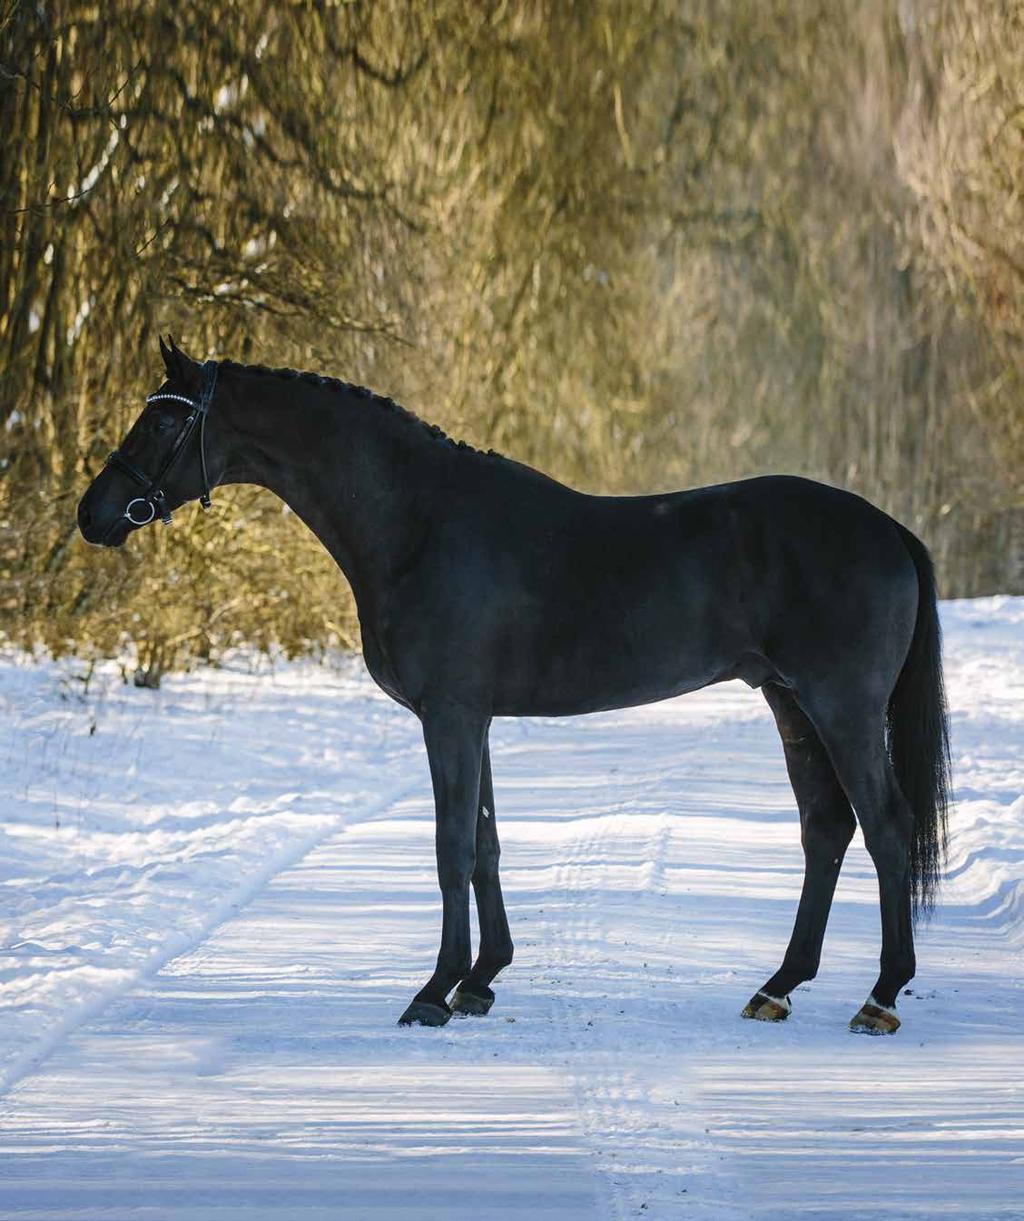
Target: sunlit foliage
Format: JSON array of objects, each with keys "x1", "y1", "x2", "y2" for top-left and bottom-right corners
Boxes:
[{"x1": 2, "y1": 1, "x2": 1020, "y2": 678}]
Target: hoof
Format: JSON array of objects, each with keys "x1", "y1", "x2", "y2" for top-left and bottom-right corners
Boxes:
[
  {"x1": 397, "y1": 999, "x2": 451, "y2": 1028},
  {"x1": 741, "y1": 991, "x2": 792, "y2": 1022},
  {"x1": 849, "y1": 997, "x2": 900, "y2": 1035},
  {"x1": 451, "y1": 982, "x2": 495, "y2": 1017}
]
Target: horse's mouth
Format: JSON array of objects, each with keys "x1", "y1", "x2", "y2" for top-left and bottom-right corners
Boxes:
[
  {"x1": 99, "y1": 519, "x2": 133, "y2": 548},
  {"x1": 78, "y1": 515, "x2": 133, "y2": 548}
]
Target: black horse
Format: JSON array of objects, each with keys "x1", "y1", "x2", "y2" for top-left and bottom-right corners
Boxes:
[{"x1": 78, "y1": 338, "x2": 950, "y2": 1034}]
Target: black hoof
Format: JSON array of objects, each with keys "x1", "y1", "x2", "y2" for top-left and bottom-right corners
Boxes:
[
  {"x1": 397, "y1": 999, "x2": 451, "y2": 1027},
  {"x1": 451, "y1": 982, "x2": 495, "y2": 1016}
]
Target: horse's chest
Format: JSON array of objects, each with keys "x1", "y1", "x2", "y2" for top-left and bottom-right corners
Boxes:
[{"x1": 360, "y1": 623, "x2": 416, "y2": 711}]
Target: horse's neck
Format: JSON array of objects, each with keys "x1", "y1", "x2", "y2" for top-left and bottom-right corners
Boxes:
[{"x1": 222, "y1": 381, "x2": 431, "y2": 605}]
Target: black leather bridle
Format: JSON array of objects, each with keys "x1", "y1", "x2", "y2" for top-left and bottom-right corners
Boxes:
[{"x1": 106, "y1": 360, "x2": 218, "y2": 526}]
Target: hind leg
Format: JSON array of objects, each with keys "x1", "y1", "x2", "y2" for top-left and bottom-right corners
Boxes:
[
  {"x1": 743, "y1": 684, "x2": 856, "y2": 1022},
  {"x1": 804, "y1": 697, "x2": 916, "y2": 1034}
]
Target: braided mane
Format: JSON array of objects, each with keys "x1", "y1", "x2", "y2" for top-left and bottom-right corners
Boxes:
[{"x1": 220, "y1": 359, "x2": 499, "y2": 461}]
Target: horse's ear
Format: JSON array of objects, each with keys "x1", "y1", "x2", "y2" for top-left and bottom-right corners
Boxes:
[
  {"x1": 160, "y1": 334, "x2": 197, "y2": 380},
  {"x1": 159, "y1": 334, "x2": 175, "y2": 377}
]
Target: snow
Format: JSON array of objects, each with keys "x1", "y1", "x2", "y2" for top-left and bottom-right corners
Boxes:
[{"x1": 1, "y1": 598, "x2": 1022, "y2": 1218}]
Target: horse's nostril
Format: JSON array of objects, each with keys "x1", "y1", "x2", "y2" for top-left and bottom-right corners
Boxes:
[{"x1": 77, "y1": 501, "x2": 95, "y2": 535}]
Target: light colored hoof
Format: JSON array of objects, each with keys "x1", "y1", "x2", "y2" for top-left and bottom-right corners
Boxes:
[
  {"x1": 849, "y1": 996, "x2": 900, "y2": 1035},
  {"x1": 741, "y1": 991, "x2": 791, "y2": 1022}
]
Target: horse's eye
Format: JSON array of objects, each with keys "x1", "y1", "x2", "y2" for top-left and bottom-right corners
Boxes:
[{"x1": 150, "y1": 411, "x2": 176, "y2": 434}]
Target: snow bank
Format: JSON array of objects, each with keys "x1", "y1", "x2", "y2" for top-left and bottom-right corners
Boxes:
[
  {"x1": 0, "y1": 653, "x2": 422, "y2": 1092},
  {"x1": 941, "y1": 598, "x2": 1024, "y2": 946}
]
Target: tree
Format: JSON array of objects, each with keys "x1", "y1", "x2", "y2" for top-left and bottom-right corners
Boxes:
[{"x1": 2, "y1": 0, "x2": 1019, "y2": 677}]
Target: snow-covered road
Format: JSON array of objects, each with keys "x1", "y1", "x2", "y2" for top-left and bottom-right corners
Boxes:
[{"x1": 1, "y1": 599, "x2": 1021, "y2": 1218}]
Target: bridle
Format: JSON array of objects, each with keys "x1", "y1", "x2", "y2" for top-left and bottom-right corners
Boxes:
[{"x1": 105, "y1": 359, "x2": 218, "y2": 527}]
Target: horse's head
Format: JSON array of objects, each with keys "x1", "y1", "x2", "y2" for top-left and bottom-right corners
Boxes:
[{"x1": 77, "y1": 337, "x2": 220, "y2": 547}]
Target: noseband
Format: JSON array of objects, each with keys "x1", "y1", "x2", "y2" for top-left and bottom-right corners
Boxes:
[{"x1": 106, "y1": 360, "x2": 218, "y2": 526}]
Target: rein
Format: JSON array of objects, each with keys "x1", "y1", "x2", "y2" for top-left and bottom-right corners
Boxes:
[{"x1": 106, "y1": 360, "x2": 218, "y2": 526}]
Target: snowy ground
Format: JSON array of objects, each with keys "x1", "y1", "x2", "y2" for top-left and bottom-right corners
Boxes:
[{"x1": 1, "y1": 598, "x2": 1021, "y2": 1219}]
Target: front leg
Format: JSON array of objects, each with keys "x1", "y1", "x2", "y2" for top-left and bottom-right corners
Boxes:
[
  {"x1": 451, "y1": 737, "x2": 515, "y2": 1016},
  {"x1": 398, "y1": 700, "x2": 487, "y2": 1027}
]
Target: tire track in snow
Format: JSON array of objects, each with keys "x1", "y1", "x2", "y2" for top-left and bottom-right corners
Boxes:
[
  {"x1": 555, "y1": 808, "x2": 637, "y2": 1221},
  {"x1": 527, "y1": 702, "x2": 793, "y2": 1220},
  {"x1": 0, "y1": 773, "x2": 422, "y2": 1098},
  {"x1": 545, "y1": 783, "x2": 716, "y2": 1219}
]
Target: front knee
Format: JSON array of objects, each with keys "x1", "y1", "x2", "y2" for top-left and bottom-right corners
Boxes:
[
  {"x1": 437, "y1": 848, "x2": 475, "y2": 890},
  {"x1": 472, "y1": 842, "x2": 500, "y2": 884}
]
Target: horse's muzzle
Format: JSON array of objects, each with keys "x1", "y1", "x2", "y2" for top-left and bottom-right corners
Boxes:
[{"x1": 77, "y1": 492, "x2": 130, "y2": 547}]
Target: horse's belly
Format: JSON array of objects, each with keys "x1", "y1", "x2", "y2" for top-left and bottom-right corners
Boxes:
[
  {"x1": 492, "y1": 670, "x2": 718, "y2": 716},
  {"x1": 490, "y1": 610, "x2": 739, "y2": 716}
]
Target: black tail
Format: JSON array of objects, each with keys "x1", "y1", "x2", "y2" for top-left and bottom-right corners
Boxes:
[{"x1": 888, "y1": 525, "x2": 952, "y2": 921}]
